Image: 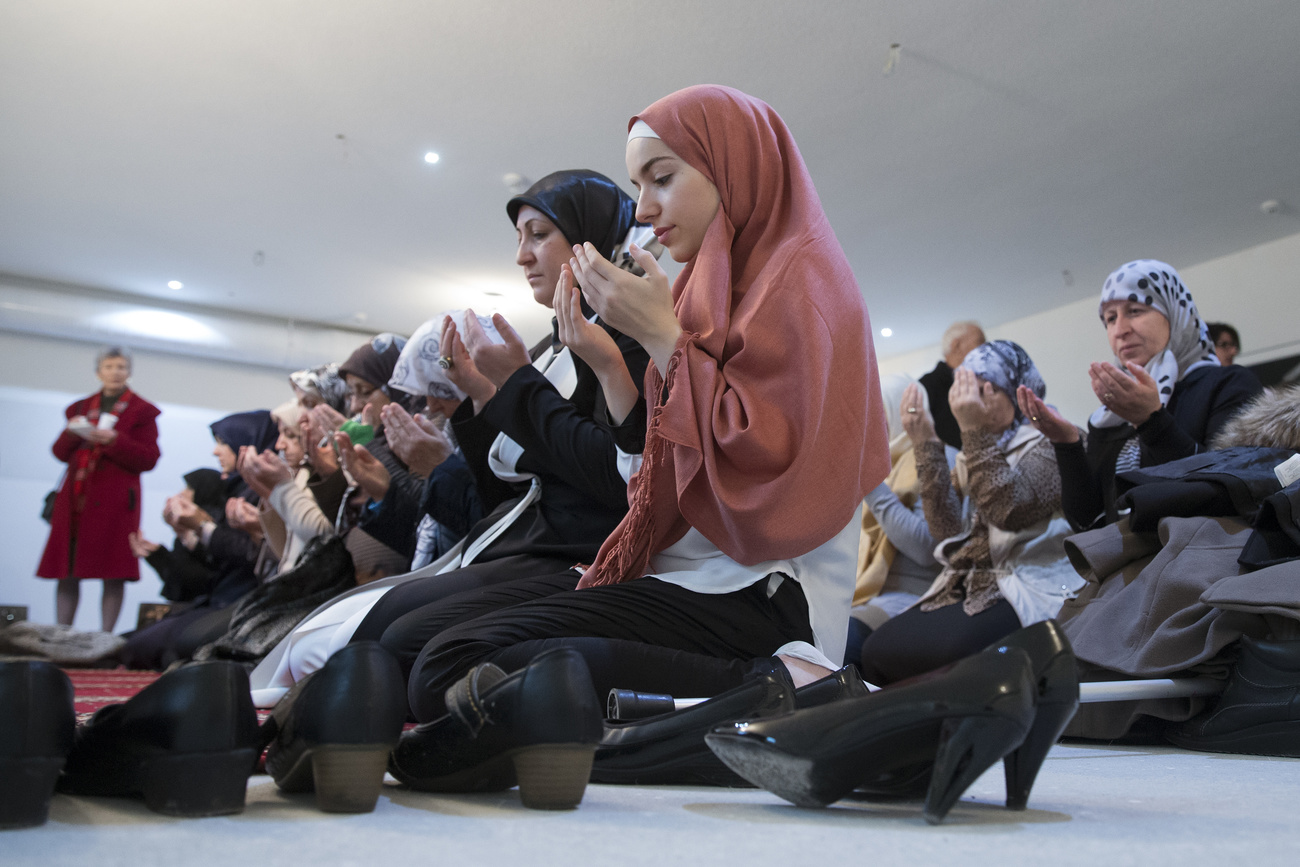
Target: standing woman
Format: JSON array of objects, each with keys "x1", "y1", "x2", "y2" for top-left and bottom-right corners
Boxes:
[
  {"x1": 38, "y1": 347, "x2": 161, "y2": 631},
  {"x1": 396, "y1": 85, "x2": 890, "y2": 738}
]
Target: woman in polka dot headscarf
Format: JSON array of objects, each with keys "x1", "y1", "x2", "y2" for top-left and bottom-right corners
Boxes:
[{"x1": 1018, "y1": 259, "x2": 1261, "y2": 530}]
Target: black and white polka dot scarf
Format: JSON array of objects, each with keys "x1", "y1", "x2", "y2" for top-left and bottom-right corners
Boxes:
[{"x1": 1090, "y1": 259, "x2": 1219, "y2": 430}]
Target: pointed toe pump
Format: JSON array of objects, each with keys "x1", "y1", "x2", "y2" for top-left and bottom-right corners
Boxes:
[
  {"x1": 1, "y1": 661, "x2": 75, "y2": 830},
  {"x1": 264, "y1": 642, "x2": 407, "y2": 813},
  {"x1": 57, "y1": 661, "x2": 259, "y2": 818},
  {"x1": 389, "y1": 648, "x2": 603, "y2": 810},
  {"x1": 705, "y1": 646, "x2": 1037, "y2": 824}
]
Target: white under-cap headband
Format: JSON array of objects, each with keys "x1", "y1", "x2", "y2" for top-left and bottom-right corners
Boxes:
[{"x1": 627, "y1": 119, "x2": 660, "y2": 142}]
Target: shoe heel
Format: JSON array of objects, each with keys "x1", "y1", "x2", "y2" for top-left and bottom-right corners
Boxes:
[
  {"x1": 140, "y1": 748, "x2": 256, "y2": 817},
  {"x1": 924, "y1": 714, "x2": 1027, "y2": 825},
  {"x1": 512, "y1": 744, "x2": 596, "y2": 810},
  {"x1": 1003, "y1": 698, "x2": 1075, "y2": 810},
  {"x1": 310, "y1": 745, "x2": 392, "y2": 813},
  {"x1": 0, "y1": 757, "x2": 65, "y2": 829}
]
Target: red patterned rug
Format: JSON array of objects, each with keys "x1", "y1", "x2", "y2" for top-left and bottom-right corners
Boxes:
[{"x1": 64, "y1": 668, "x2": 273, "y2": 726}]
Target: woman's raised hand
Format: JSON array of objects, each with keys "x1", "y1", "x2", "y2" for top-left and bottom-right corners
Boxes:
[
  {"x1": 570, "y1": 242, "x2": 681, "y2": 372},
  {"x1": 555, "y1": 264, "x2": 623, "y2": 374},
  {"x1": 949, "y1": 368, "x2": 1003, "y2": 433},
  {"x1": 440, "y1": 315, "x2": 497, "y2": 413},
  {"x1": 225, "y1": 497, "x2": 262, "y2": 536},
  {"x1": 1017, "y1": 385, "x2": 1079, "y2": 444},
  {"x1": 463, "y1": 309, "x2": 532, "y2": 388},
  {"x1": 380, "y1": 403, "x2": 453, "y2": 476},
  {"x1": 128, "y1": 531, "x2": 159, "y2": 559},
  {"x1": 335, "y1": 431, "x2": 390, "y2": 502},
  {"x1": 900, "y1": 383, "x2": 939, "y2": 444},
  {"x1": 1089, "y1": 361, "x2": 1162, "y2": 427},
  {"x1": 300, "y1": 412, "x2": 339, "y2": 476},
  {"x1": 243, "y1": 449, "x2": 294, "y2": 495}
]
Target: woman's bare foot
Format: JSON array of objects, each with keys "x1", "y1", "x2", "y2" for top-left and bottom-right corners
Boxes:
[{"x1": 777, "y1": 654, "x2": 834, "y2": 688}]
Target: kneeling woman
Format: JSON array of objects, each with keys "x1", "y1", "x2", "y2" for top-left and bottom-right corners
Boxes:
[
  {"x1": 858, "y1": 341, "x2": 1081, "y2": 685},
  {"x1": 396, "y1": 86, "x2": 889, "y2": 737}
]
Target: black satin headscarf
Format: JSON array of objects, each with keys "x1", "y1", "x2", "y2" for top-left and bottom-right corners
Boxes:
[
  {"x1": 209, "y1": 410, "x2": 279, "y2": 453},
  {"x1": 506, "y1": 170, "x2": 639, "y2": 259}
]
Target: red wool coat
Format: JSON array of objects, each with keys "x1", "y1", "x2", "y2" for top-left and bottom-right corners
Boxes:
[{"x1": 37, "y1": 392, "x2": 162, "y2": 580}]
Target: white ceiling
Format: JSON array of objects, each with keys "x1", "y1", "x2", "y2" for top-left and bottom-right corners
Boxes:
[{"x1": 3, "y1": 0, "x2": 1299, "y2": 356}]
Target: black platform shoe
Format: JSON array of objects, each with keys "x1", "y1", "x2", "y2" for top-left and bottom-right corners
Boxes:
[
  {"x1": 1, "y1": 661, "x2": 75, "y2": 829},
  {"x1": 705, "y1": 646, "x2": 1037, "y2": 824},
  {"x1": 593, "y1": 665, "x2": 870, "y2": 786},
  {"x1": 58, "y1": 660, "x2": 259, "y2": 817},
  {"x1": 1167, "y1": 635, "x2": 1300, "y2": 758},
  {"x1": 264, "y1": 642, "x2": 407, "y2": 813},
  {"x1": 389, "y1": 648, "x2": 602, "y2": 810}
]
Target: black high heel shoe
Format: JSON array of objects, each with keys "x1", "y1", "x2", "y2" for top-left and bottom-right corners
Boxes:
[
  {"x1": 705, "y1": 646, "x2": 1037, "y2": 824},
  {"x1": 1, "y1": 661, "x2": 75, "y2": 829},
  {"x1": 389, "y1": 648, "x2": 602, "y2": 810},
  {"x1": 58, "y1": 661, "x2": 259, "y2": 817},
  {"x1": 848, "y1": 620, "x2": 1080, "y2": 809},
  {"x1": 264, "y1": 642, "x2": 407, "y2": 813}
]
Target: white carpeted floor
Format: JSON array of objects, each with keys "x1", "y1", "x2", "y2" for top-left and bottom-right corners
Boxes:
[{"x1": 6, "y1": 743, "x2": 1297, "y2": 867}]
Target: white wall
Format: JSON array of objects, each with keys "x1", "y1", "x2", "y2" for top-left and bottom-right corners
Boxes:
[
  {"x1": 878, "y1": 229, "x2": 1300, "y2": 423},
  {"x1": 0, "y1": 333, "x2": 295, "y2": 633}
]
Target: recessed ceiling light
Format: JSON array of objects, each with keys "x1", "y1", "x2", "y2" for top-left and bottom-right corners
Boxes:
[
  {"x1": 424, "y1": 152, "x2": 440, "y2": 165},
  {"x1": 167, "y1": 280, "x2": 183, "y2": 290},
  {"x1": 880, "y1": 327, "x2": 893, "y2": 338},
  {"x1": 1260, "y1": 199, "x2": 1282, "y2": 214}
]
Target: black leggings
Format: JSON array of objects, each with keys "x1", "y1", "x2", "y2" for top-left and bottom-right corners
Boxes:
[
  {"x1": 404, "y1": 572, "x2": 813, "y2": 722},
  {"x1": 857, "y1": 598, "x2": 1020, "y2": 685}
]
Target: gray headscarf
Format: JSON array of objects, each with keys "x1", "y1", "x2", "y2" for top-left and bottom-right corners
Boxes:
[
  {"x1": 959, "y1": 340, "x2": 1046, "y2": 450},
  {"x1": 288, "y1": 363, "x2": 349, "y2": 413}
]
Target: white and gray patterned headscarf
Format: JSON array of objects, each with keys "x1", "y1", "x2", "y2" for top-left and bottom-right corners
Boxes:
[
  {"x1": 1091, "y1": 259, "x2": 1219, "y2": 429},
  {"x1": 288, "y1": 363, "x2": 349, "y2": 413},
  {"x1": 959, "y1": 340, "x2": 1046, "y2": 450},
  {"x1": 389, "y1": 311, "x2": 496, "y2": 403}
]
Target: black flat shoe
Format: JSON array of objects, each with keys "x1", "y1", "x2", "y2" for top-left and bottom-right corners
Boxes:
[
  {"x1": 1167, "y1": 635, "x2": 1300, "y2": 758},
  {"x1": 58, "y1": 661, "x2": 259, "y2": 817},
  {"x1": 593, "y1": 669, "x2": 795, "y2": 786},
  {"x1": 389, "y1": 648, "x2": 602, "y2": 810},
  {"x1": 705, "y1": 646, "x2": 1036, "y2": 824},
  {"x1": 264, "y1": 642, "x2": 406, "y2": 813},
  {"x1": 1, "y1": 661, "x2": 75, "y2": 830}
]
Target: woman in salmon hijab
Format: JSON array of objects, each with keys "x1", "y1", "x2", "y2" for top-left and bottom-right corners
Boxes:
[{"x1": 388, "y1": 86, "x2": 890, "y2": 807}]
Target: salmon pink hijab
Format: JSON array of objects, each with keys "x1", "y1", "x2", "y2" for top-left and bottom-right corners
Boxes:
[{"x1": 580, "y1": 85, "x2": 890, "y2": 588}]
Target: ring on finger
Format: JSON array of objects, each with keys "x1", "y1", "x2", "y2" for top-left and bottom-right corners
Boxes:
[{"x1": 438, "y1": 356, "x2": 454, "y2": 370}]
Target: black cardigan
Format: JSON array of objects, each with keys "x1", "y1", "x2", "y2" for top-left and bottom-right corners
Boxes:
[
  {"x1": 450, "y1": 322, "x2": 650, "y2": 563},
  {"x1": 1054, "y1": 364, "x2": 1262, "y2": 530}
]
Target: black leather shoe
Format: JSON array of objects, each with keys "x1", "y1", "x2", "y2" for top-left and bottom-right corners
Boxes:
[
  {"x1": 593, "y1": 669, "x2": 796, "y2": 786},
  {"x1": 264, "y1": 642, "x2": 406, "y2": 813},
  {"x1": 1, "y1": 661, "x2": 75, "y2": 829},
  {"x1": 58, "y1": 661, "x2": 259, "y2": 817},
  {"x1": 705, "y1": 646, "x2": 1037, "y2": 824},
  {"x1": 389, "y1": 648, "x2": 602, "y2": 810},
  {"x1": 1167, "y1": 635, "x2": 1300, "y2": 757}
]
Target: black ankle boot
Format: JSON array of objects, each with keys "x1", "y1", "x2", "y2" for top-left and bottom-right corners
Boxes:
[
  {"x1": 389, "y1": 648, "x2": 602, "y2": 810},
  {"x1": 58, "y1": 661, "x2": 260, "y2": 817},
  {"x1": 1, "y1": 661, "x2": 75, "y2": 829},
  {"x1": 264, "y1": 642, "x2": 407, "y2": 813},
  {"x1": 1168, "y1": 635, "x2": 1300, "y2": 757},
  {"x1": 593, "y1": 669, "x2": 796, "y2": 786}
]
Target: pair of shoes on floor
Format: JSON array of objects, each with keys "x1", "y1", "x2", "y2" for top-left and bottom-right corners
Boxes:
[
  {"x1": 704, "y1": 620, "x2": 1080, "y2": 824},
  {"x1": 1166, "y1": 634, "x2": 1300, "y2": 757},
  {"x1": 389, "y1": 647, "x2": 603, "y2": 810},
  {"x1": 591, "y1": 665, "x2": 870, "y2": 786},
  {"x1": 262, "y1": 641, "x2": 407, "y2": 813},
  {"x1": 1, "y1": 660, "x2": 75, "y2": 829},
  {"x1": 56, "y1": 660, "x2": 260, "y2": 818}
]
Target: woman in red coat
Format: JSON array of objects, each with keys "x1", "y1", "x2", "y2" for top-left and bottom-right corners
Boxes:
[{"x1": 37, "y1": 348, "x2": 161, "y2": 631}]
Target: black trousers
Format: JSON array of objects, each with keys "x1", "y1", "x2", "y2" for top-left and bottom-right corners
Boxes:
[
  {"x1": 403, "y1": 572, "x2": 814, "y2": 722},
  {"x1": 857, "y1": 597, "x2": 1020, "y2": 685},
  {"x1": 349, "y1": 553, "x2": 579, "y2": 652}
]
